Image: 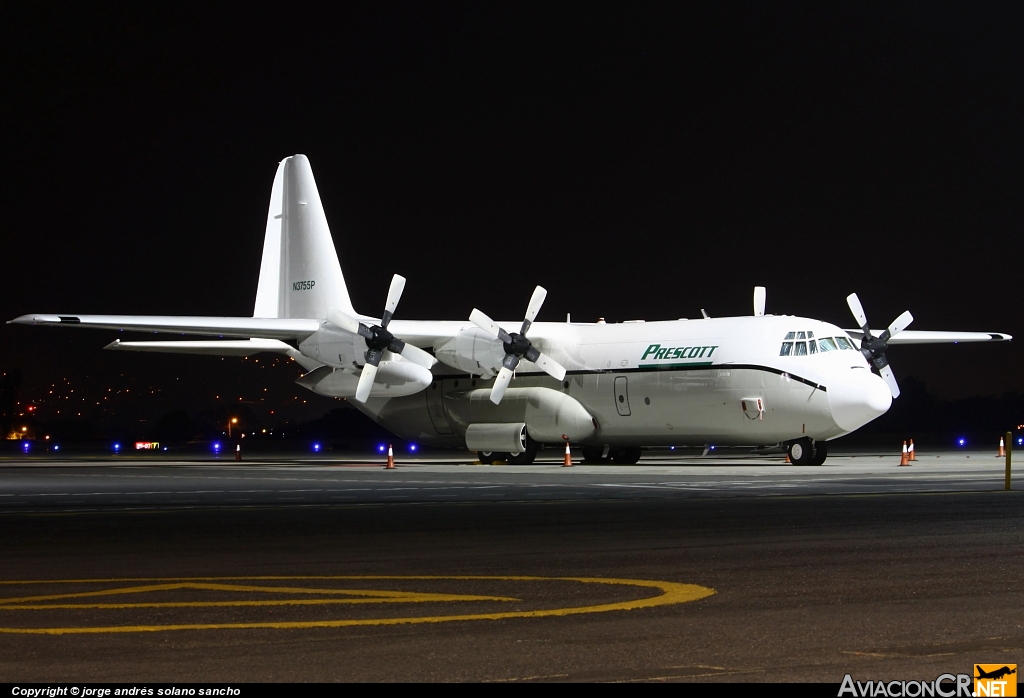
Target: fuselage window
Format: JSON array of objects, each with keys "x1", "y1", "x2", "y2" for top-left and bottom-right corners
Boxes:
[
  {"x1": 780, "y1": 342, "x2": 793, "y2": 356},
  {"x1": 808, "y1": 340, "x2": 818, "y2": 354},
  {"x1": 794, "y1": 341, "x2": 808, "y2": 356},
  {"x1": 835, "y1": 336, "x2": 855, "y2": 351},
  {"x1": 818, "y1": 337, "x2": 838, "y2": 352}
]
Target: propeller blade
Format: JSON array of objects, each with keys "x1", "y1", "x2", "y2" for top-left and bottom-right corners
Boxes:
[
  {"x1": 533, "y1": 352, "x2": 567, "y2": 381},
  {"x1": 878, "y1": 364, "x2": 900, "y2": 398},
  {"x1": 522, "y1": 286, "x2": 548, "y2": 333},
  {"x1": 887, "y1": 310, "x2": 914, "y2": 339},
  {"x1": 469, "y1": 309, "x2": 513, "y2": 343},
  {"x1": 355, "y1": 363, "x2": 378, "y2": 403},
  {"x1": 398, "y1": 342, "x2": 436, "y2": 369},
  {"x1": 382, "y1": 274, "x2": 407, "y2": 327},
  {"x1": 753, "y1": 286, "x2": 766, "y2": 317},
  {"x1": 490, "y1": 366, "x2": 514, "y2": 405},
  {"x1": 327, "y1": 307, "x2": 363, "y2": 336},
  {"x1": 846, "y1": 293, "x2": 870, "y2": 334}
]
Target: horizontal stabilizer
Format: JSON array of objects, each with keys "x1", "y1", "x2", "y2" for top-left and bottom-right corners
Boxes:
[
  {"x1": 846, "y1": 329, "x2": 1012, "y2": 344},
  {"x1": 9, "y1": 314, "x2": 320, "y2": 339},
  {"x1": 104, "y1": 338, "x2": 295, "y2": 356}
]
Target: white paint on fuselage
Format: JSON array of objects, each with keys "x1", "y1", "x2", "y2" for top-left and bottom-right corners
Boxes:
[{"x1": 354, "y1": 314, "x2": 891, "y2": 448}]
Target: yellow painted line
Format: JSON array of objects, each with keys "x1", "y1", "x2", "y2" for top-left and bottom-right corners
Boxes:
[
  {"x1": 0, "y1": 581, "x2": 511, "y2": 604},
  {"x1": 0, "y1": 575, "x2": 715, "y2": 634}
]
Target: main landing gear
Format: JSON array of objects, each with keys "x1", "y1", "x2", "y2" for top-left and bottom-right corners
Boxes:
[
  {"x1": 477, "y1": 434, "x2": 540, "y2": 465},
  {"x1": 787, "y1": 437, "x2": 827, "y2": 466}
]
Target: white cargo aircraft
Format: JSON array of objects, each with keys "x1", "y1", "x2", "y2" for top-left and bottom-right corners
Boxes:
[{"x1": 9, "y1": 155, "x2": 1012, "y2": 465}]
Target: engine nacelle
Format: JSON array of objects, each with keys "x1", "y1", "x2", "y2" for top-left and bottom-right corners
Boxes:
[
  {"x1": 433, "y1": 327, "x2": 505, "y2": 377},
  {"x1": 298, "y1": 361, "x2": 432, "y2": 399},
  {"x1": 297, "y1": 326, "x2": 363, "y2": 368}
]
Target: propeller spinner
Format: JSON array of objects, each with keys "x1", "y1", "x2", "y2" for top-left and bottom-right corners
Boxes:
[
  {"x1": 845, "y1": 292, "x2": 913, "y2": 399},
  {"x1": 326, "y1": 274, "x2": 435, "y2": 403},
  {"x1": 469, "y1": 286, "x2": 567, "y2": 405}
]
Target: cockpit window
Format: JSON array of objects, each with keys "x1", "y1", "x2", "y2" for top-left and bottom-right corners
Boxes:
[
  {"x1": 796, "y1": 331, "x2": 806, "y2": 339},
  {"x1": 835, "y1": 336, "x2": 855, "y2": 351},
  {"x1": 784, "y1": 332, "x2": 795, "y2": 340},
  {"x1": 794, "y1": 341, "x2": 808, "y2": 356},
  {"x1": 807, "y1": 331, "x2": 815, "y2": 338},
  {"x1": 808, "y1": 339, "x2": 817, "y2": 354},
  {"x1": 779, "y1": 342, "x2": 793, "y2": 356},
  {"x1": 818, "y1": 337, "x2": 838, "y2": 352}
]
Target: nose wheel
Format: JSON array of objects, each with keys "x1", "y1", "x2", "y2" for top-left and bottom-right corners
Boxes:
[{"x1": 787, "y1": 438, "x2": 827, "y2": 465}]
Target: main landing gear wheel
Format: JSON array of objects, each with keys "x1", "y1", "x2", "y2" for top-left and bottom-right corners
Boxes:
[
  {"x1": 787, "y1": 438, "x2": 814, "y2": 465},
  {"x1": 808, "y1": 440, "x2": 828, "y2": 466},
  {"x1": 506, "y1": 435, "x2": 539, "y2": 465},
  {"x1": 477, "y1": 451, "x2": 507, "y2": 465},
  {"x1": 609, "y1": 447, "x2": 643, "y2": 465}
]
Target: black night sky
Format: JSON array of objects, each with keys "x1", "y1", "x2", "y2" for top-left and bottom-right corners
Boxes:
[{"x1": 1, "y1": 5, "x2": 1022, "y2": 439}]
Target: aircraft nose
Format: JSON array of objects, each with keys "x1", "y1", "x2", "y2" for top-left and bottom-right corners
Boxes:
[{"x1": 827, "y1": 369, "x2": 892, "y2": 433}]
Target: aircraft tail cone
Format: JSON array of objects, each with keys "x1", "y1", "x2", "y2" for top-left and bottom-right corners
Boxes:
[
  {"x1": 908, "y1": 439, "x2": 917, "y2": 461},
  {"x1": 563, "y1": 442, "x2": 573, "y2": 468},
  {"x1": 998, "y1": 437, "x2": 1006, "y2": 458},
  {"x1": 385, "y1": 444, "x2": 395, "y2": 470},
  {"x1": 899, "y1": 440, "x2": 909, "y2": 466},
  {"x1": 235, "y1": 444, "x2": 241, "y2": 462}
]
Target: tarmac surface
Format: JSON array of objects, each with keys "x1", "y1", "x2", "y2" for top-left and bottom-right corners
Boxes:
[{"x1": 0, "y1": 448, "x2": 1020, "y2": 682}]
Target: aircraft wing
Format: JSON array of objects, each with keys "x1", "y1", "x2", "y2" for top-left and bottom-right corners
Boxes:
[
  {"x1": 845, "y1": 329, "x2": 1012, "y2": 344},
  {"x1": 104, "y1": 338, "x2": 296, "y2": 356},
  {"x1": 7, "y1": 314, "x2": 321, "y2": 340}
]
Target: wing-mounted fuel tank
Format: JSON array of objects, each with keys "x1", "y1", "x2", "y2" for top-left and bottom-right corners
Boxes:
[
  {"x1": 296, "y1": 361, "x2": 431, "y2": 399},
  {"x1": 442, "y1": 387, "x2": 596, "y2": 444},
  {"x1": 433, "y1": 327, "x2": 506, "y2": 378}
]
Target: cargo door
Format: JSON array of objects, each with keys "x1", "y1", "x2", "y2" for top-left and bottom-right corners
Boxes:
[{"x1": 614, "y1": 375, "x2": 631, "y2": 416}]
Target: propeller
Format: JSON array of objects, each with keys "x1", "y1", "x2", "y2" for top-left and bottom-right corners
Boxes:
[
  {"x1": 845, "y1": 292, "x2": 913, "y2": 398},
  {"x1": 326, "y1": 274, "x2": 436, "y2": 403},
  {"x1": 753, "y1": 286, "x2": 766, "y2": 317},
  {"x1": 469, "y1": 286, "x2": 567, "y2": 405}
]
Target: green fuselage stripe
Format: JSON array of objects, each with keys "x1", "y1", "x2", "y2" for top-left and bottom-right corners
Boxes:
[{"x1": 638, "y1": 362, "x2": 714, "y2": 369}]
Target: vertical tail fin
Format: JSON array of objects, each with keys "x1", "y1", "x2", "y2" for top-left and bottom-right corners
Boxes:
[{"x1": 253, "y1": 155, "x2": 354, "y2": 320}]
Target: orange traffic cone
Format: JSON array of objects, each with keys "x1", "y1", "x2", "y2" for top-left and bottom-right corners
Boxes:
[
  {"x1": 908, "y1": 439, "x2": 916, "y2": 461},
  {"x1": 899, "y1": 441, "x2": 909, "y2": 466},
  {"x1": 235, "y1": 444, "x2": 241, "y2": 462},
  {"x1": 563, "y1": 442, "x2": 573, "y2": 467},
  {"x1": 385, "y1": 444, "x2": 395, "y2": 469},
  {"x1": 997, "y1": 438, "x2": 1006, "y2": 458}
]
